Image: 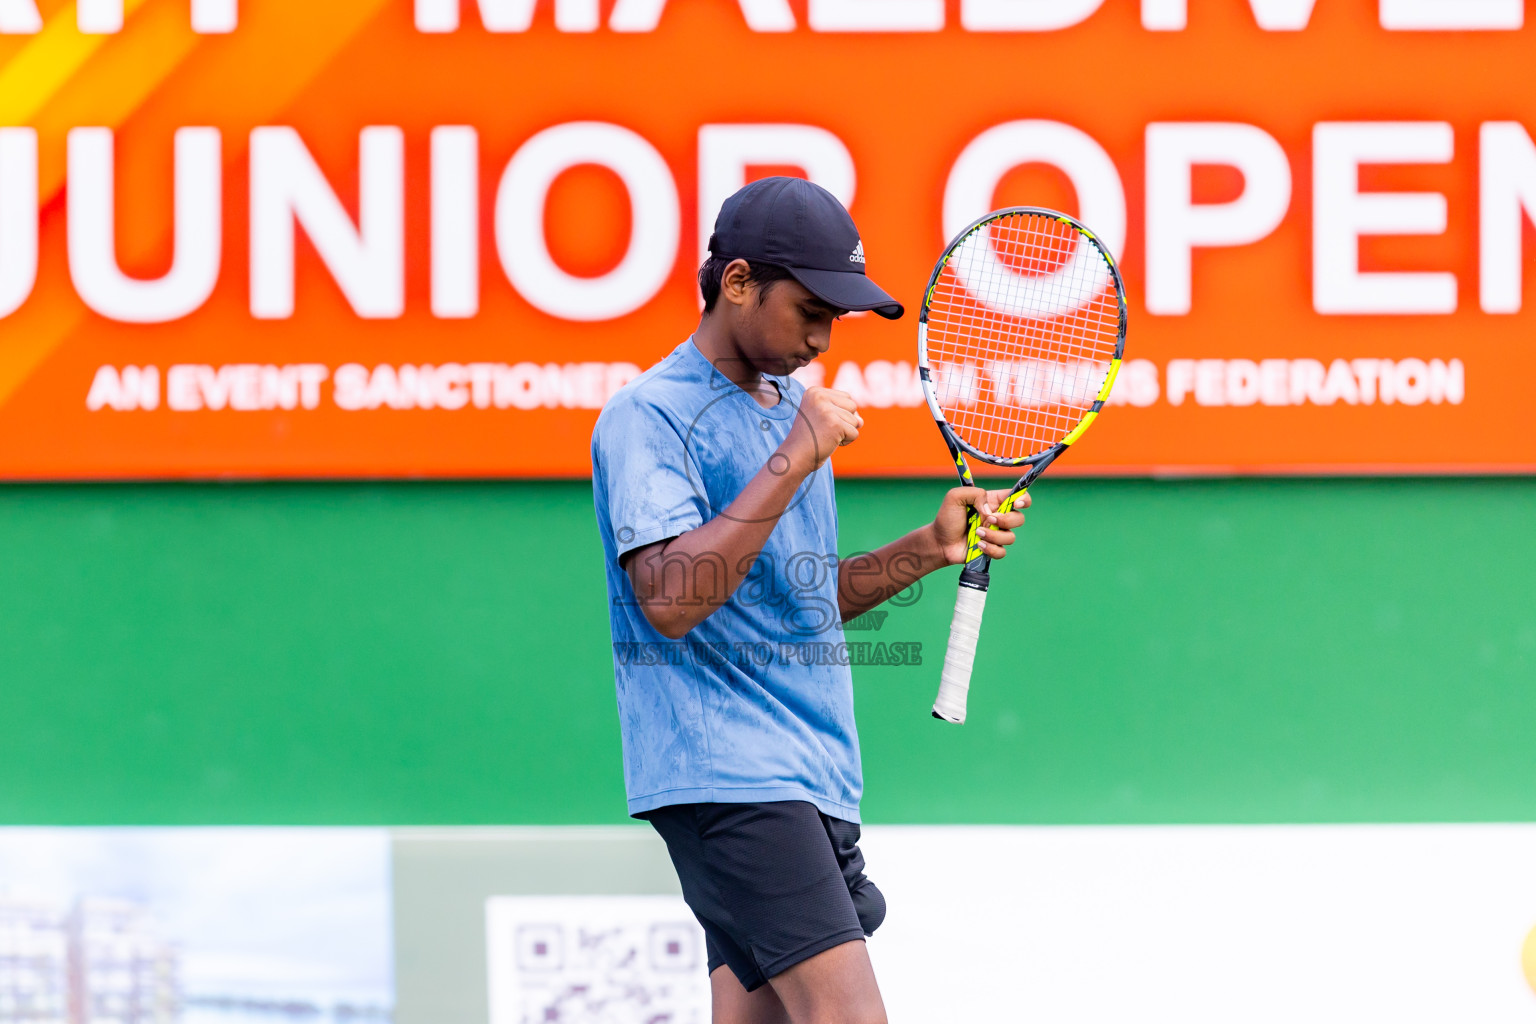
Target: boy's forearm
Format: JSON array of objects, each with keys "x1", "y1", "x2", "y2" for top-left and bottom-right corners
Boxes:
[
  {"x1": 837, "y1": 524, "x2": 952, "y2": 622},
  {"x1": 629, "y1": 440, "x2": 816, "y2": 639}
]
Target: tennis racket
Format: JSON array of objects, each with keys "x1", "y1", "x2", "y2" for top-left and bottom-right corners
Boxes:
[{"x1": 920, "y1": 207, "x2": 1128, "y2": 724}]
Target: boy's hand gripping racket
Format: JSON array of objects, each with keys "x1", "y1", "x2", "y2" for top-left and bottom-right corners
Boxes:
[{"x1": 919, "y1": 208, "x2": 1128, "y2": 724}]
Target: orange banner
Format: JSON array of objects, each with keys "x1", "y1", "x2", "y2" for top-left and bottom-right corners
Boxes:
[{"x1": 2, "y1": 0, "x2": 1535, "y2": 478}]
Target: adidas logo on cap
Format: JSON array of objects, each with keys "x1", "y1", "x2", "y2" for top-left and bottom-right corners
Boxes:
[{"x1": 849, "y1": 240, "x2": 866, "y2": 265}]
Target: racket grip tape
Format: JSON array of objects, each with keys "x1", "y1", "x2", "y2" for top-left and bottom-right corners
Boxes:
[{"x1": 932, "y1": 583, "x2": 988, "y2": 725}]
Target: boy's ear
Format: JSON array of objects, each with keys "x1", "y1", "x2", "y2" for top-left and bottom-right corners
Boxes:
[{"x1": 718, "y1": 259, "x2": 754, "y2": 308}]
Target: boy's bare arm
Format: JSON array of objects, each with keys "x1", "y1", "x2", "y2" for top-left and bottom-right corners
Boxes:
[
  {"x1": 836, "y1": 487, "x2": 1028, "y2": 622},
  {"x1": 623, "y1": 387, "x2": 861, "y2": 640}
]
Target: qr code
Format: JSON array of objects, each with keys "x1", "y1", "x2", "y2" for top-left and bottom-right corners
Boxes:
[{"x1": 486, "y1": 896, "x2": 710, "y2": 1024}]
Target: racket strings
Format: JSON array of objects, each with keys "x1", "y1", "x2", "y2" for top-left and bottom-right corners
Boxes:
[{"x1": 926, "y1": 214, "x2": 1121, "y2": 462}]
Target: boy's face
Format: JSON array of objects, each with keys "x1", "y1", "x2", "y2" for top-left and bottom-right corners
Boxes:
[{"x1": 730, "y1": 275, "x2": 846, "y2": 377}]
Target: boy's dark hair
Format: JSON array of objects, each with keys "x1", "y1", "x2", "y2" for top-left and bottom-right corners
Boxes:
[{"x1": 698, "y1": 254, "x2": 796, "y2": 313}]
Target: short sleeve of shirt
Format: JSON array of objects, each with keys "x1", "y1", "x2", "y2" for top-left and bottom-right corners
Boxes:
[{"x1": 593, "y1": 396, "x2": 708, "y2": 564}]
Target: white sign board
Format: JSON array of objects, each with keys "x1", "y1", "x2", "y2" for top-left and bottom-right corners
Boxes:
[{"x1": 486, "y1": 895, "x2": 709, "y2": 1024}]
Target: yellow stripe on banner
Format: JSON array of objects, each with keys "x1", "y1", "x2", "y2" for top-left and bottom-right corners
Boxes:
[
  {"x1": 1062, "y1": 410, "x2": 1098, "y2": 446},
  {"x1": 0, "y1": 0, "x2": 199, "y2": 409},
  {"x1": 0, "y1": 0, "x2": 395, "y2": 411},
  {"x1": 0, "y1": 0, "x2": 151, "y2": 126},
  {"x1": 31, "y1": 1, "x2": 203, "y2": 199}
]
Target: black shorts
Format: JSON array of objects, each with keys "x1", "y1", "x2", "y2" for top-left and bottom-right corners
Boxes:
[{"x1": 640, "y1": 801, "x2": 886, "y2": 991}]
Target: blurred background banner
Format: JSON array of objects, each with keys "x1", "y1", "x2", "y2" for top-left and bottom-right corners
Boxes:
[
  {"x1": 1, "y1": 0, "x2": 1535, "y2": 478},
  {"x1": 4, "y1": 7, "x2": 1536, "y2": 1019},
  {"x1": 0, "y1": 829, "x2": 393, "y2": 1024},
  {"x1": 9, "y1": 825, "x2": 1530, "y2": 1024}
]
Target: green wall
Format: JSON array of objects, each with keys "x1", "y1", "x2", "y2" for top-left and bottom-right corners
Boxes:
[{"x1": 1, "y1": 478, "x2": 1532, "y2": 825}]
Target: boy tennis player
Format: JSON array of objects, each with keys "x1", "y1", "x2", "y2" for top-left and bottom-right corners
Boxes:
[{"x1": 591, "y1": 178, "x2": 1027, "y2": 1023}]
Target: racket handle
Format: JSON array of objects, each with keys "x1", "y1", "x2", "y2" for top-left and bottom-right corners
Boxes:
[{"x1": 932, "y1": 583, "x2": 988, "y2": 724}]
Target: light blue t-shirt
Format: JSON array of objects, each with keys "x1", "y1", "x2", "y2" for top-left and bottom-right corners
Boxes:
[{"x1": 591, "y1": 338, "x2": 861, "y2": 822}]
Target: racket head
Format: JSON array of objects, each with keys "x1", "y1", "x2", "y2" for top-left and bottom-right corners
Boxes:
[{"x1": 918, "y1": 207, "x2": 1128, "y2": 468}]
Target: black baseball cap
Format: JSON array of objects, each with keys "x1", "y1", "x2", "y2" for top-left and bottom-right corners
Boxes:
[{"x1": 708, "y1": 177, "x2": 905, "y2": 320}]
